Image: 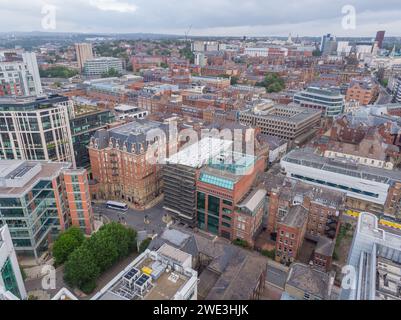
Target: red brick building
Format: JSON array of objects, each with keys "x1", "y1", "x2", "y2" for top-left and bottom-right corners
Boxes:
[
  {"x1": 196, "y1": 153, "x2": 267, "y2": 245},
  {"x1": 88, "y1": 120, "x2": 169, "y2": 209}
]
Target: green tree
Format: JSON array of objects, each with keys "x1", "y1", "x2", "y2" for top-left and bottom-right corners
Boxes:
[
  {"x1": 64, "y1": 245, "x2": 100, "y2": 293},
  {"x1": 230, "y1": 76, "x2": 239, "y2": 85},
  {"x1": 256, "y1": 72, "x2": 285, "y2": 93},
  {"x1": 39, "y1": 66, "x2": 78, "y2": 78},
  {"x1": 160, "y1": 62, "x2": 169, "y2": 69},
  {"x1": 179, "y1": 43, "x2": 195, "y2": 63},
  {"x1": 52, "y1": 227, "x2": 85, "y2": 266},
  {"x1": 261, "y1": 249, "x2": 276, "y2": 259},
  {"x1": 101, "y1": 67, "x2": 121, "y2": 78},
  {"x1": 63, "y1": 222, "x2": 137, "y2": 294},
  {"x1": 312, "y1": 49, "x2": 322, "y2": 57}
]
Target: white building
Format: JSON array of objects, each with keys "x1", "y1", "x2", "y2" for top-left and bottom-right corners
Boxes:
[
  {"x1": 114, "y1": 104, "x2": 148, "y2": 120},
  {"x1": 194, "y1": 52, "x2": 207, "y2": 67},
  {"x1": 21, "y1": 52, "x2": 43, "y2": 96},
  {"x1": 83, "y1": 57, "x2": 124, "y2": 77},
  {"x1": 0, "y1": 95, "x2": 75, "y2": 166},
  {"x1": 0, "y1": 52, "x2": 43, "y2": 97},
  {"x1": 340, "y1": 212, "x2": 401, "y2": 300},
  {"x1": 393, "y1": 77, "x2": 401, "y2": 103},
  {"x1": 280, "y1": 148, "x2": 401, "y2": 207},
  {"x1": 92, "y1": 243, "x2": 198, "y2": 300},
  {"x1": 0, "y1": 225, "x2": 27, "y2": 300},
  {"x1": 244, "y1": 47, "x2": 269, "y2": 57},
  {"x1": 337, "y1": 41, "x2": 352, "y2": 56}
]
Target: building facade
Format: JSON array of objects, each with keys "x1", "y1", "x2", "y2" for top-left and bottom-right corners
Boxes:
[
  {"x1": 346, "y1": 78, "x2": 378, "y2": 106},
  {"x1": 196, "y1": 152, "x2": 266, "y2": 244},
  {"x1": 0, "y1": 95, "x2": 76, "y2": 166},
  {"x1": 83, "y1": 57, "x2": 124, "y2": 77},
  {"x1": 293, "y1": 87, "x2": 345, "y2": 117},
  {"x1": 89, "y1": 120, "x2": 168, "y2": 209},
  {"x1": 70, "y1": 105, "x2": 115, "y2": 168},
  {"x1": 75, "y1": 43, "x2": 94, "y2": 70},
  {"x1": 163, "y1": 137, "x2": 233, "y2": 226},
  {"x1": 0, "y1": 160, "x2": 94, "y2": 260},
  {"x1": 0, "y1": 52, "x2": 43, "y2": 97},
  {"x1": 0, "y1": 224, "x2": 27, "y2": 300},
  {"x1": 281, "y1": 148, "x2": 401, "y2": 218},
  {"x1": 239, "y1": 100, "x2": 322, "y2": 141}
]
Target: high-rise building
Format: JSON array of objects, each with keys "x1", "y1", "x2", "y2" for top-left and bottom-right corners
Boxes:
[
  {"x1": 70, "y1": 104, "x2": 115, "y2": 168},
  {"x1": 375, "y1": 31, "x2": 386, "y2": 49},
  {"x1": 0, "y1": 52, "x2": 43, "y2": 97},
  {"x1": 83, "y1": 57, "x2": 123, "y2": 77},
  {"x1": 320, "y1": 34, "x2": 337, "y2": 56},
  {"x1": 0, "y1": 160, "x2": 94, "y2": 260},
  {"x1": 75, "y1": 43, "x2": 94, "y2": 70},
  {"x1": 0, "y1": 95, "x2": 75, "y2": 166},
  {"x1": 21, "y1": 52, "x2": 43, "y2": 96},
  {"x1": 0, "y1": 224, "x2": 27, "y2": 300}
]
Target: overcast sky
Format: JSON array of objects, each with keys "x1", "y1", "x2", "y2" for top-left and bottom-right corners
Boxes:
[{"x1": 1, "y1": 0, "x2": 401, "y2": 37}]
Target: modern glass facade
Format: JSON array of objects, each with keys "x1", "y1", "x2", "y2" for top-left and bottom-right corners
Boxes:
[
  {"x1": 70, "y1": 109, "x2": 114, "y2": 168},
  {"x1": 196, "y1": 191, "x2": 233, "y2": 237},
  {"x1": 0, "y1": 95, "x2": 75, "y2": 165},
  {"x1": 294, "y1": 87, "x2": 345, "y2": 117},
  {"x1": 1, "y1": 257, "x2": 20, "y2": 299},
  {"x1": 0, "y1": 178, "x2": 62, "y2": 259}
]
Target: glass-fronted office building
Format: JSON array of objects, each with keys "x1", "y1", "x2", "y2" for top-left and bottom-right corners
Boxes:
[
  {"x1": 0, "y1": 160, "x2": 93, "y2": 260},
  {"x1": 294, "y1": 86, "x2": 345, "y2": 117},
  {"x1": 0, "y1": 94, "x2": 76, "y2": 166}
]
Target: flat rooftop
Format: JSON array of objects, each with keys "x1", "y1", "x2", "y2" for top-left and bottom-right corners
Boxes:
[
  {"x1": 93, "y1": 244, "x2": 197, "y2": 301},
  {"x1": 166, "y1": 137, "x2": 233, "y2": 168},
  {"x1": 109, "y1": 120, "x2": 161, "y2": 137},
  {"x1": 282, "y1": 147, "x2": 401, "y2": 183},
  {"x1": 0, "y1": 160, "x2": 70, "y2": 197},
  {"x1": 241, "y1": 103, "x2": 321, "y2": 123}
]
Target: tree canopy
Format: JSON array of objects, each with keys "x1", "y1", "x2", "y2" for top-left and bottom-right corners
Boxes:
[
  {"x1": 256, "y1": 73, "x2": 285, "y2": 93},
  {"x1": 52, "y1": 227, "x2": 85, "y2": 266},
  {"x1": 101, "y1": 67, "x2": 122, "y2": 78},
  {"x1": 63, "y1": 222, "x2": 137, "y2": 294},
  {"x1": 39, "y1": 66, "x2": 78, "y2": 78}
]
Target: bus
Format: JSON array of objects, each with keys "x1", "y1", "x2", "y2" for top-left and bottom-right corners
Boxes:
[{"x1": 106, "y1": 201, "x2": 128, "y2": 212}]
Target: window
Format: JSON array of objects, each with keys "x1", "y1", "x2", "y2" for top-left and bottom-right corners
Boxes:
[
  {"x1": 1, "y1": 258, "x2": 21, "y2": 299},
  {"x1": 197, "y1": 192, "x2": 206, "y2": 211}
]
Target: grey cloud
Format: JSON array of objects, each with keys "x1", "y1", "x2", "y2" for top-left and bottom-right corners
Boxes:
[{"x1": 0, "y1": 0, "x2": 400, "y2": 36}]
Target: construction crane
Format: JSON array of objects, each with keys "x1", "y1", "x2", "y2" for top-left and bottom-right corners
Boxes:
[{"x1": 184, "y1": 25, "x2": 192, "y2": 42}]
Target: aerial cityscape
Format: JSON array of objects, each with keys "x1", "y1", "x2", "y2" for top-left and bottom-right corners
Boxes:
[{"x1": 1, "y1": 0, "x2": 401, "y2": 306}]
